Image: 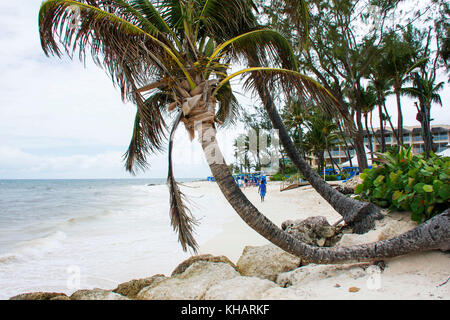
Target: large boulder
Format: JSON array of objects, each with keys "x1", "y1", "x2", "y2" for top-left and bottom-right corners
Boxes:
[
  {"x1": 9, "y1": 292, "x2": 69, "y2": 300},
  {"x1": 281, "y1": 216, "x2": 340, "y2": 247},
  {"x1": 204, "y1": 277, "x2": 277, "y2": 300},
  {"x1": 113, "y1": 274, "x2": 166, "y2": 299},
  {"x1": 70, "y1": 288, "x2": 129, "y2": 300},
  {"x1": 171, "y1": 254, "x2": 237, "y2": 276},
  {"x1": 276, "y1": 263, "x2": 369, "y2": 288},
  {"x1": 136, "y1": 261, "x2": 240, "y2": 300},
  {"x1": 236, "y1": 244, "x2": 301, "y2": 282}
]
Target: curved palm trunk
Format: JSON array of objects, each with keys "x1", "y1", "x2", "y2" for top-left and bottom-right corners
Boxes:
[
  {"x1": 383, "y1": 102, "x2": 399, "y2": 145},
  {"x1": 198, "y1": 121, "x2": 450, "y2": 263},
  {"x1": 255, "y1": 87, "x2": 382, "y2": 233}
]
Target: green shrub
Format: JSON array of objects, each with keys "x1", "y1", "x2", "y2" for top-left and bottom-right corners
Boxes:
[
  {"x1": 325, "y1": 174, "x2": 338, "y2": 181},
  {"x1": 269, "y1": 173, "x2": 288, "y2": 181},
  {"x1": 354, "y1": 147, "x2": 450, "y2": 223}
]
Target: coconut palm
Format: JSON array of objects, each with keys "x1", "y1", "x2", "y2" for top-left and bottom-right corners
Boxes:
[
  {"x1": 402, "y1": 72, "x2": 445, "y2": 154},
  {"x1": 39, "y1": 0, "x2": 449, "y2": 263},
  {"x1": 302, "y1": 112, "x2": 340, "y2": 174},
  {"x1": 381, "y1": 31, "x2": 427, "y2": 144}
]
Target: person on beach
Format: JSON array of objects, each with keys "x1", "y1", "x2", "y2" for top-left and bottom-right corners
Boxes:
[{"x1": 258, "y1": 179, "x2": 266, "y2": 202}]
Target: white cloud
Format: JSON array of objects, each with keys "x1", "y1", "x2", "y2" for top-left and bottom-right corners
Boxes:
[{"x1": 0, "y1": 1, "x2": 448, "y2": 179}]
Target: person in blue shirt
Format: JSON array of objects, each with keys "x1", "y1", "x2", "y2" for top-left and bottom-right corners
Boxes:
[{"x1": 258, "y1": 179, "x2": 267, "y2": 202}]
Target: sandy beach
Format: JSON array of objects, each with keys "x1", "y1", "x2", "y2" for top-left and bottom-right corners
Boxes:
[
  {"x1": 195, "y1": 180, "x2": 343, "y2": 262},
  {"x1": 186, "y1": 180, "x2": 449, "y2": 300}
]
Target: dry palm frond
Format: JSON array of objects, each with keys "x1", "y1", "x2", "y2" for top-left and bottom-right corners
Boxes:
[
  {"x1": 124, "y1": 91, "x2": 171, "y2": 174},
  {"x1": 167, "y1": 110, "x2": 199, "y2": 253}
]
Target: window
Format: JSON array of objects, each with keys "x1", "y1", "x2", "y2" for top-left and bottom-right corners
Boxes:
[
  {"x1": 403, "y1": 135, "x2": 410, "y2": 142},
  {"x1": 413, "y1": 135, "x2": 423, "y2": 142}
]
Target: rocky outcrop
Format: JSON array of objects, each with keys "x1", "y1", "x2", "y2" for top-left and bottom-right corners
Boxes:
[
  {"x1": 281, "y1": 216, "x2": 341, "y2": 247},
  {"x1": 336, "y1": 212, "x2": 417, "y2": 247},
  {"x1": 276, "y1": 263, "x2": 370, "y2": 288},
  {"x1": 70, "y1": 288, "x2": 129, "y2": 300},
  {"x1": 171, "y1": 254, "x2": 237, "y2": 276},
  {"x1": 113, "y1": 274, "x2": 166, "y2": 299},
  {"x1": 236, "y1": 244, "x2": 301, "y2": 281},
  {"x1": 136, "y1": 261, "x2": 240, "y2": 300},
  {"x1": 204, "y1": 276, "x2": 276, "y2": 300},
  {"x1": 9, "y1": 292, "x2": 69, "y2": 300},
  {"x1": 342, "y1": 175, "x2": 363, "y2": 190}
]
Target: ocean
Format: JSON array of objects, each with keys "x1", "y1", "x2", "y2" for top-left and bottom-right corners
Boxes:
[{"x1": 0, "y1": 178, "x2": 223, "y2": 299}]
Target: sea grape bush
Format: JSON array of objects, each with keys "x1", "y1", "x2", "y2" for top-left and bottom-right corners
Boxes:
[{"x1": 354, "y1": 147, "x2": 450, "y2": 223}]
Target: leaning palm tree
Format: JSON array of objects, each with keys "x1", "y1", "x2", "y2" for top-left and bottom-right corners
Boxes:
[{"x1": 39, "y1": 0, "x2": 449, "y2": 263}]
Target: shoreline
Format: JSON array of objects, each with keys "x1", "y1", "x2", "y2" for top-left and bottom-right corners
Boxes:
[{"x1": 4, "y1": 180, "x2": 450, "y2": 300}]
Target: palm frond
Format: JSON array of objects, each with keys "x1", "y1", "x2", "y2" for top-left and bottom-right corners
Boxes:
[
  {"x1": 123, "y1": 90, "x2": 170, "y2": 174},
  {"x1": 215, "y1": 83, "x2": 241, "y2": 127},
  {"x1": 129, "y1": 0, "x2": 181, "y2": 47},
  {"x1": 194, "y1": 0, "x2": 258, "y2": 42},
  {"x1": 213, "y1": 67, "x2": 346, "y2": 122},
  {"x1": 167, "y1": 110, "x2": 199, "y2": 253},
  {"x1": 210, "y1": 29, "x2": 298, "y2": 70},
  {"x1": 39, "y1": 0, "x2": 195, "y2": 89}
]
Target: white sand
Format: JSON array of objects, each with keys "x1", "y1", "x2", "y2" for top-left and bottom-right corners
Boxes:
[{"x1": 184, "y1": 181, "x2": 450, "y2": 300}]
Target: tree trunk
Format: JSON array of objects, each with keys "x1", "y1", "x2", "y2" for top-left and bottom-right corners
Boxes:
[
  {"x1": 198, "y1": 121, "x2": 450, "y2": 263},
  {"x1": 378, "y1": 103, "x2": 386, "y2": 153},
  {"x1": 383, "y1": 102, "x2": 399, "y2": 145},
  {"x1": 337, "y1": 121, "x2": 353, "y2": 167},
  {"x1": 395, "y1": 88, "x2": 404, "y2": 145},
  {"x1": 355, "y1": 107, "x2": 369, "y2": 171},
  {"x1": 255, "y1": 87, "x2": 382, "y2": 233},
  {"x1": 364, "y1": 113, "x2": 374, "y2": 162}
]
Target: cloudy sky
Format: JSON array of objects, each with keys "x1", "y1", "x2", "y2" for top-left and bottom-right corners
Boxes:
[{"x1": 0, "y1": 1, "x2": 449, "y2": 179}]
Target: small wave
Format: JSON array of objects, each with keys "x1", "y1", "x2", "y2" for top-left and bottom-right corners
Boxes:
[
  {"x1": 0, "y1": 253, "x2": 24, "y2": 265},
  {"x1": 12, "y1": 231, "x2": 67, "y2": 258},
  {"x1": 65, "y1": 210, "x2": 113, "y2": 225}
]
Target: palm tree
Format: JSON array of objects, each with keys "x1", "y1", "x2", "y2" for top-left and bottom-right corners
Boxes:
[
  {"x1": 402, "y1": 72, "x2": 445, "y2": 154},
  {"x1": 39, "y1": 0, "x2": 449, "y2": 263},
  {"x1": 302, "y1": 112, "x2": 340, "y2": 174},
  {"x1": 381, "y1": 31, "x2": 426, "y2": 145},
  {"x1": 360, "y1": 86, "x2": 377, "y2": 157},
  {"x1": 281, "y1": 99, "x2": 309, "y2": 158}
]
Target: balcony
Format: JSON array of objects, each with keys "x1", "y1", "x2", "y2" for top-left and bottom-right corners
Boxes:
[{"x1": 413, "y1": 135, "x2": 423, "y2": 142}]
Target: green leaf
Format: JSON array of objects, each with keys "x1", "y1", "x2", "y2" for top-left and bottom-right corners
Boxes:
[
  {"x1": 414, "y1": 183, "x2": 426, "y2": 194},
  {"x1": 354, "y1": 184, "x2": 364, "y2": 194},
  {"x1": 373, "y1": 175, "x2": 385, "y2": 187},
  {"x1": 392, "y1": 190, "x2": 403, "y2": 201},
  {"x1": 422, "y1": 184, "x2": 433, "y2": 193}
]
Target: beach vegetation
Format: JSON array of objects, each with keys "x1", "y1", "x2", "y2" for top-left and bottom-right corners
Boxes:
[{"x1": 355, "y1": 146, "x2": 450, "y2": 223}]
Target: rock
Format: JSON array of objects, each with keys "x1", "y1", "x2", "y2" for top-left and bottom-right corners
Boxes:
[
  {"x1": 343, "y1": 175, "x2": 363, "y2": 189},
  {"x1": 204, "y1": 277, "x2": 276, "y2": 300},
  {"x1": 276, "y1": 263, "x2": 369, "y2": 288},
  {"x1": 50, "y1": 296, "x2": 71, "y2": 300},
  {"x1": 70, "y1": 288, "x2": 129, "y2": 300},
  {"x1": 336, "y1": 212, "x2": 417, "y2": 247},
  {"x1": 113, "y1": 274, "x2": 166, "y2": 298},
  {"x1": 348, "y1": 286, "x2": 360, "y2": 293},
  {"x1": 335, "y1": 185, "x2": 355, "y2": 195},
  {"x1": 260, "y1": 287, "x2": 304, "y2": 300},
  {"x1": 136, "y1": 261, "x2": 240, "y2": 300},
  {"x1": 171, "y1": 254, "x2": 237, "y2": 276},
  {"x1": 281, "y1": 216, "x2": 340, "y2": 247},
  {"x1": 9, "y1": 292, "x2": 69, "y2": 300},
  {"x1": 236, "y1": 244, "x2": 301, "y2": 282}
]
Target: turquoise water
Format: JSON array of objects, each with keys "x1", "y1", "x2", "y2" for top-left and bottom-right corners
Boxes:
[{"x1": 0, "y1": 178, "x2": 212, "y2": 299}]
